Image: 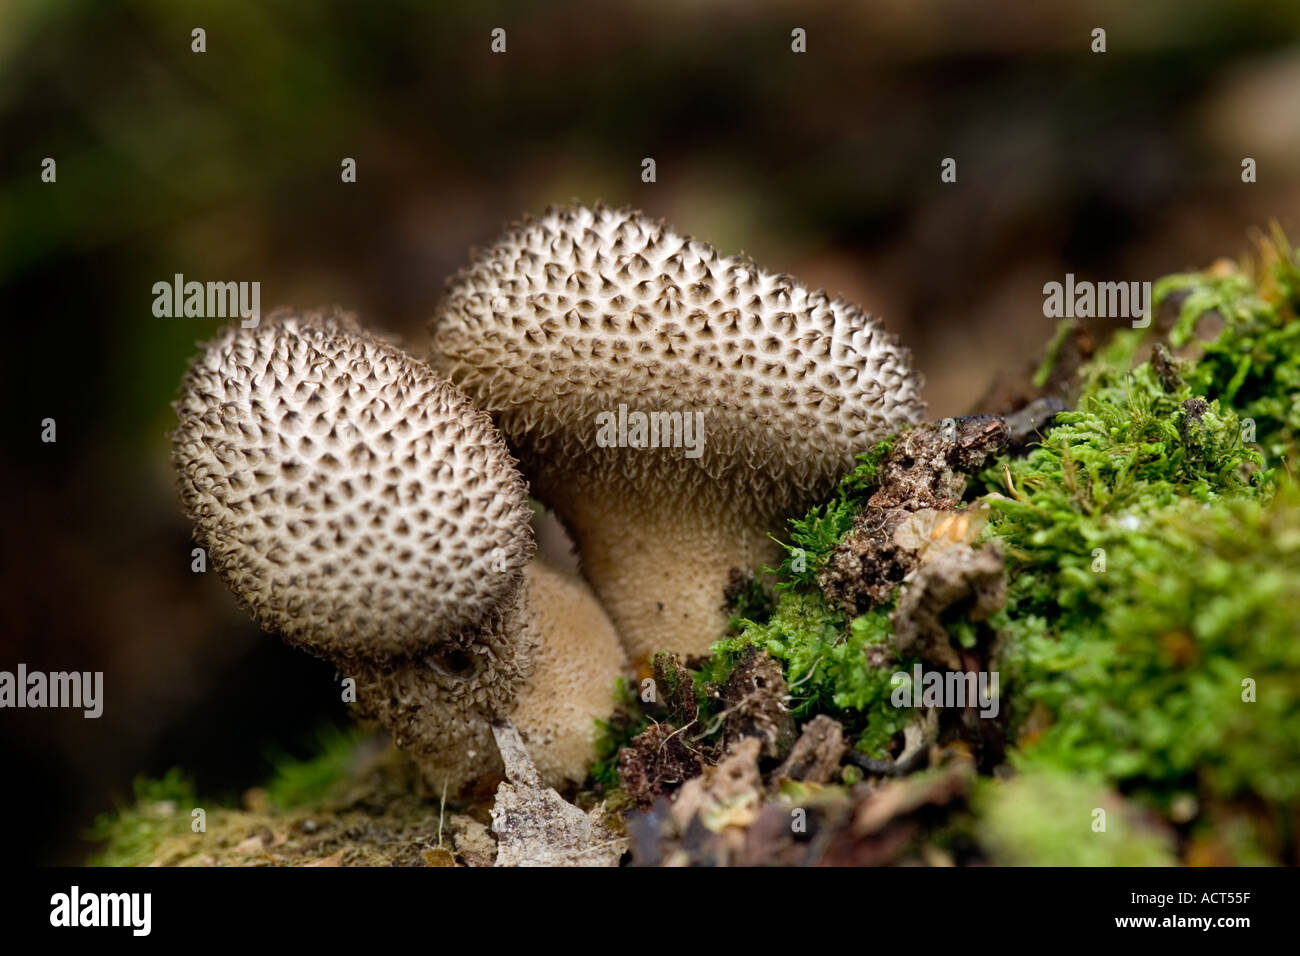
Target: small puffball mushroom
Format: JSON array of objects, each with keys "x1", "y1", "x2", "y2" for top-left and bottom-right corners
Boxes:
[
  {"x1": 429, "y1": 203, "x2": 927, "y2": 662},
  {"x1": 172, "y1": 307, "x2": 624, "y2": 794}
]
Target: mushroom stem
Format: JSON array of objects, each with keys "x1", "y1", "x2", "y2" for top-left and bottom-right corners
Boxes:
[
  {"x1": 508, "y1": 557, "x2": 630, "y2": 783},
  {"x1": 557, "y1": 490, "x2": 782, "y2": 665},
  {"x1": 349, "y1": 583, "x2": 535, "y2": 799},
  {"x1": 353, "y1": 556, "x2": 628, "y2": 796}
]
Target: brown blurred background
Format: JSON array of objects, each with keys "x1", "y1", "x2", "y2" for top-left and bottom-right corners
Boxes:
[{"x1": 1, "y1": 0, "x2": 1298, "y2": 864}]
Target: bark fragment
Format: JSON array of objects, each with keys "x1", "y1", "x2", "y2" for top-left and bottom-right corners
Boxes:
[
  {"x1": 720, "y1": 648, "x2": 795, "y2": 760},
  {"x1": 820, "y1": 417, "x2": 1011, "y2": 616},
  {"x1": 651, "y1": 651, "x2": 698, "y2": 727},
  {"x1": 891, "y1": 544, "x2": 1006, "y2": 670},
  {"x1": 772, "y1": 715, "x2": 847, "y2": 786},
  {"x1": 489, "y1": 722, "x2": 624, "y2": 866},
  {"x1": 670, "y1": 737, "x2": 764, "y2": 833},
  {"x1": 618, "y1": 722, "x2": 703, "y2": 807}
]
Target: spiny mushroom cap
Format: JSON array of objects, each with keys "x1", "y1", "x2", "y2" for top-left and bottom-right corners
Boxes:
[
  {"x1": 429, "y1": 202, "x2": 927, "y2": 518},
  {"x1": 172, "y1": 307, "x2": 535, "y2": 661}
]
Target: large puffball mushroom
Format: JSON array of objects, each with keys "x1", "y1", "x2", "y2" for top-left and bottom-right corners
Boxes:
[
  {"x1": 172, "y1": 307, "x2": 622, "y2": 794},
  {"x1": 429, "y1": 203, "x2": 927, "y2": 663}
]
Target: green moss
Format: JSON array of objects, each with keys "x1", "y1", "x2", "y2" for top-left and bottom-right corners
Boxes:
[
  {"x1": 725, "y1": 573, "x2": 773, "y2": 629},
  {"x1": 589, "y1": 677, "x2": 651, "y2": 790},
  {"x1": 701, "y1": 435, "x2": 916, "y2": 757},
  {"x1": 88, "y1": 742, "x2": 454, "y2": 867},
  {"x1": 264, "y1": 726, "x2": 369, "y2": 810},
  {"x1": 991, "y1": 488, "x2": 1300, "y2": 798},
  {"x1": 86, "y1": 768, "x2": 204, "y2": 867},
  {"x1": 972, "y1": 237, "x2": 1300, "y2": 859},
  {"x1": 1090, "y1": 231, "x2": 1300, "y2": 466},
  {"x1": 89, "y1": 729, "x2": 374, "y2": 864},
  {"x1": 1032, "y1": 317, "x2": 1076, "y2": 389},
  {"x1": 974, "y1": 768, "x2": 1177, "y2": 866},
  {"x1": 773, "y1": 437, "x2": 895, "y2": 591},
  {"x1": 711, "y1": 595, "x2": 917, "y2": 758}
]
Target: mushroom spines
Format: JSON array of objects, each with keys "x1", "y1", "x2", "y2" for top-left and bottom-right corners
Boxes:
[
  {"x1": 429, "y1": 203, "x2": 926, "y2": 514},
  {"x1": 172, "y1": 307, "x2": 535, "y2": 660}
]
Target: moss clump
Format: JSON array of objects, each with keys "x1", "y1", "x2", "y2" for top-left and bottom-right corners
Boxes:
[
  {"x1": 973, "y1": 768, "x2": 1178, "y2": 866},
  {"x1": 86, "y1": 768, "x2": 201, "y2": 867},
  {"x1": 972, "y1": 235, "x2": 1300, "y2": 860},
  {"x1": 264, "y1": 726, "x2": 370, "y2": 810},
  {"x1": 771, "y1": 437, "x2": 896, "y2": 592},
  {"x1": 588, "y1": 677, "x2": 651, "y2": 791},
  {"x1": 88, "y1": 729, "x2": 415, "y2": 867},
  {"x1": 990, "y1": 488, "x2": 1300, "y2": 801},
  {"x1": 692, "y1": 230, "x2": 1300, "y2": 863},
  {"x1": 710, "y1": 597, "x2": 914, "y2": 757},
  {"x1": 703, "y1": 437, "x2": 919, "y2": 758},
  {"x1": 724, "y1": 572, "x2": 773, "y2": 628},
  {"x1": 1159, "y1": 234, "x2": 1300, "y2": 465}
]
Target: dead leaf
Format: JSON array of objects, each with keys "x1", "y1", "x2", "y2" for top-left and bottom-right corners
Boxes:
[
  {"x1": 490, "y1": 722, "x2": 625, "y2": 867},
  {"x1": 422, "y1": 847, "x2": 456, "y2": 867},
  {"x1": 304, "y1": 850, "x2": 345, "y2": 867}
]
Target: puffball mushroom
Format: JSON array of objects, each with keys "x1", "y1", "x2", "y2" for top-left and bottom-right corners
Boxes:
[
  {"x1": 172, "y1": 307, "x2": 625, "y2": 794},
  {"x1": 429, "y1": 203, "x2": 927, "y2": 662}
]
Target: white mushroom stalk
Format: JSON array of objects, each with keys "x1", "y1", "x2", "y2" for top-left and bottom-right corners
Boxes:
[{"x1": 430, "y1": 203, "x2": 926, "y2": 663}]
